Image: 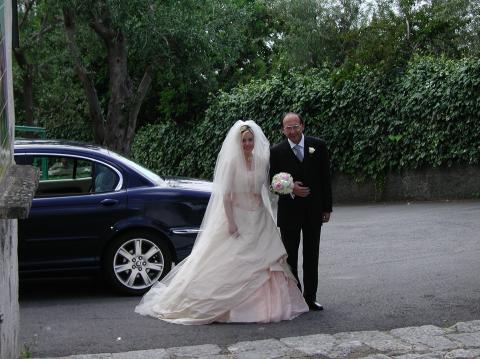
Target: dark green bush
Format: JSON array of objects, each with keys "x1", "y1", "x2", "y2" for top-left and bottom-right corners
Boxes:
[
  {"x1": 131, "y1": 57, "x2": 480, "y2": 181},
  {"x1": 130, "y1": 121, "x2": 203, "y2": 177},
  {"x1": 38, "y1": 75, "x2": 94, "y2": 142}
]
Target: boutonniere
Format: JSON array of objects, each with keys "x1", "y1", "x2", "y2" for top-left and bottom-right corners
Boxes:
[{"x1": 308, "y1": 147, "x2": 315, "y2": 154}]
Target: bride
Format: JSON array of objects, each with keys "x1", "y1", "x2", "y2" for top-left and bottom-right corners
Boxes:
[{"x1": 135, "y1": 120, "x2": 308, "y2": 324}]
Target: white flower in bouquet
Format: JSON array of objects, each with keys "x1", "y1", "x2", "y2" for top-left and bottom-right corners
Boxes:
[{"x1": 271, "y1": 172, "x2": 294, "y2": 194}]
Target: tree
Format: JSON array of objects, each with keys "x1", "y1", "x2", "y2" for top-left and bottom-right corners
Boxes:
[
  {"x1": 143, "y1": 0, "x2": 272, "y2": 126},
  {"x1": 59, "y1": 0, "x2": 255, "y2": 154},
  {"x1": 13, "y1": 0, "x2": 60, "y2": 125},
  {"x1": 398, "y1": 0, "x2": 473, "y2": 57},
  {"x1": 268, "y1": 0, "x2": 479, "y2": 74},
  {"x1": 269, "y1": 0, "x2": 367, "y2": 70},
  {"x1": 355, "y1": 0, "x2": 478, "y2": 69}
]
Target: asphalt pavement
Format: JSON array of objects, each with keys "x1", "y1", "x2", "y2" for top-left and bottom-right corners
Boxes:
[{"x1": 20, "y1": 200, "x2": 480, "y2": 358}]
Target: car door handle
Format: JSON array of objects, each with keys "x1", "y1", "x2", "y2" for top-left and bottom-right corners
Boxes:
[{"x1": 100, "y1": 199, "x2": 119, "y2": 206}]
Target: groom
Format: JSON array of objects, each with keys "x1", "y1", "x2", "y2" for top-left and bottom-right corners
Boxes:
[{"x1": 270, "y1": 112, "x2": 332, "y2": 311}]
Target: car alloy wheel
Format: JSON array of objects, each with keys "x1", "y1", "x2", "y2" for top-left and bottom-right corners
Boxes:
[{"x1": 105, "y1": 231, "x2": 172, "y2": 295}]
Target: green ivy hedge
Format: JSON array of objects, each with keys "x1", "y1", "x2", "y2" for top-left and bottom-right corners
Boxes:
[{"x1": 131, "y1": 56, "x2": 480, "y2": 181}]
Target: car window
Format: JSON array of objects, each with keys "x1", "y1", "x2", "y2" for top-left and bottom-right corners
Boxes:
[
  {"x1": 93, "y1": 163, "x2": 119, "y2": 193},
  {"x1": 21, "y1": 155, "x2": 94, "y2": 197},
  {"x1": 108, "y1": 151, "x2": 165, "y2": 186},
  {"x1": 77, "y1": 159, "x2": 93, "y2": 179},
  {"x1": 48, "y1": 157, "x2": 74, "y2": 179}
]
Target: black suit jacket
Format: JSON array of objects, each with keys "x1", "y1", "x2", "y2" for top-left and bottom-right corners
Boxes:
[{"x1": 270, "y1": 136, "x2": 332, "y2": 229}]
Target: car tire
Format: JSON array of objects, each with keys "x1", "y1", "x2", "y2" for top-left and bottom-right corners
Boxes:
[{"x1": 104, "y1": 230, "x2": 173, "y2": 295}]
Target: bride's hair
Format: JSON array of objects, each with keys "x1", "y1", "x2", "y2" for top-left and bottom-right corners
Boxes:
[{"x1": 240, "y1": 124, "x2": 253, "y2": 135}]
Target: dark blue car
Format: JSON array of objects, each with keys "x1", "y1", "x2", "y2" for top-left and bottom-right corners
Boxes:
[{"x1": 14, "y1": 140, "x2": 211, "y2": 295}]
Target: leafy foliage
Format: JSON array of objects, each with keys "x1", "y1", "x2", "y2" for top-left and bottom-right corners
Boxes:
[
  {"x1": 270, "y1": 0, "x2": 480, "y2": 74},
  {"x1": 130, "y1": 121, "x2": 200, "y2": 177},
  {"x1": 13, "y1": 0, "x2": 480, "y2": 175},
  {"x1": 271, "y1": 0, "x2": 367, "y2": 70},
  {"x1": 132, "y1": 57, "x2": 480, "y2": 182}
]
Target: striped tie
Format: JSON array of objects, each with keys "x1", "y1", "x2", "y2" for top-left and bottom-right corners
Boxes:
[{"x1": 293, "y1": 144, "x2": 303, "y2": 162}]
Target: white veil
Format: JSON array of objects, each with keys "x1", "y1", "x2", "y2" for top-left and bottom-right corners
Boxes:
[
  {"x1": 196, "y1": 119, "x2": 273, "y2": 241},
  {"x1": 157, "y1": 120, "x2": 273, "y2": 283}
]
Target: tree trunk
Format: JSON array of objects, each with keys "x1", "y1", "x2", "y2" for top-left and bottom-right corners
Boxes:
[
  {"x1": 95, "y1": 30, "x2": 154, "y2": 155},
  {"x1": 13, "y1": 49, "x2": 35, "y2": 126},
  {"x1": 63, "y1": 8, "x2": 105, "y2": 145},
  {"x1": 100, "y1": 33, "x2": 154, "y2": 154},
  {"x1": 64, "y1": 6, "x2": 154, "y2": 155},
  {"x1": 23, "y1": 65, "x2": 35, "y2": 125},
  {"x1": 103, "y1": 31, "x2": 133, "y2": 154},
  {"x1": 125, "y1": 64, "x2": 155, "y2": 154}
]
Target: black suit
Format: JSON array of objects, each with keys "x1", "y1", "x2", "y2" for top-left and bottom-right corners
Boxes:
[{"x1": 270, "y1": 136, "x2": 332, "y2": 302}]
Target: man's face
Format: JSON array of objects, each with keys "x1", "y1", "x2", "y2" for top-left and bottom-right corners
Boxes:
[{"x1": 282, "y1": 115, "x2": 304, "y2": 144}]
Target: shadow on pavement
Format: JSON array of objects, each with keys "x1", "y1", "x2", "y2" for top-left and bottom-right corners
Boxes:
[{"x1": 19, "y1": 276, "x2": 118, "y2": 301}]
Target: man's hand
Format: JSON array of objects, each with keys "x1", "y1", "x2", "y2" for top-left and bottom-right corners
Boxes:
[
  {"x1": 322, "y1": 212, "x2": 331, "y2": 223},
  {"x1": 293, "y1": 181, "x2": 310, "y2": 197}
]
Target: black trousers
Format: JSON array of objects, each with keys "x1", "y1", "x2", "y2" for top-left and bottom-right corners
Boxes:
[{"x1": 280, "y1": 225, "x2": 321, "y2": 303}]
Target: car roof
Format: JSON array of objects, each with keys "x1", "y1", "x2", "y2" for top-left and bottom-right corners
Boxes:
[
  {"x1": 14, "y1": 139, "x2": 111, "y2": 155},
  {"x1": 14, "y1": 139, "x2": 168, "y2": 187},
  {"x1": 13, "y1": 139, "x2": 134, "y2": 165}
]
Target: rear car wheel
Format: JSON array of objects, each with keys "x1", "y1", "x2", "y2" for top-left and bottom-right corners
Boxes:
[{"x1": 104, "y1": 231, "x2": 172, "y2": 295}]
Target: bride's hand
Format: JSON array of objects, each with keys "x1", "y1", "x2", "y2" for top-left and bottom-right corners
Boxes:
[{"x1": 228, "y1": 222, "x2": 239, "y2": 238}]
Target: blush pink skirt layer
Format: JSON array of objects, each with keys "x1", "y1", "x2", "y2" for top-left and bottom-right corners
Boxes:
[{"x1": 218, "y1": 265, "x2": 308, "y2": 323}]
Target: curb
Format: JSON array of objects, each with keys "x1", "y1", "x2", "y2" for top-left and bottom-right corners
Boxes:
[{"x1": 33, "y1": 320, "x2": 480, "y2": 359}]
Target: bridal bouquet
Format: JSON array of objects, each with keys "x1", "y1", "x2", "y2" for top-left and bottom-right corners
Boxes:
[{"x1": 271, "y1": 172, "x2": 294, "y2": 194}]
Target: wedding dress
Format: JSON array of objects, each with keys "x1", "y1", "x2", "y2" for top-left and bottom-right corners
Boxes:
[{"x1": 135, "y1": 120, "x2": 308, "y2": 324}]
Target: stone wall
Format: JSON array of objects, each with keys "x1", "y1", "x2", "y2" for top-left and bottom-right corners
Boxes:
[
  {"x1": 0, "y1": 0, "x2": 17, "y2": 356},
  {"x1": 333, "y1": 165, "x2": 480, "y2": 203},
  {"x1": 0, "y1": 220, "x2": 18, "y2": 359},
  {"x1": 0, "y1": 166, "x2": 38, "y2": 359},
  {"x1": 0, "y1": 1, "x2": 36, "y2": 359}
]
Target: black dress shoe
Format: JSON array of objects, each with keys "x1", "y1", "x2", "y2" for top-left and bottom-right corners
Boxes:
[{"x1": 307, "y1": 301, "x2": 324, "y2": 311}]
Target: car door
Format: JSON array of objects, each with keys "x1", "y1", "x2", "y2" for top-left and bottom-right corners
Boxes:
[{"x1": 16, "y1": 153, "x2": 129, "y2": 272}]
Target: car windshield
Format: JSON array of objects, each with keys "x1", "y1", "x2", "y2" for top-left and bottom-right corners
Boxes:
[{"x1": 109, "y1": 151, "x2": 165, "y2": 186}]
